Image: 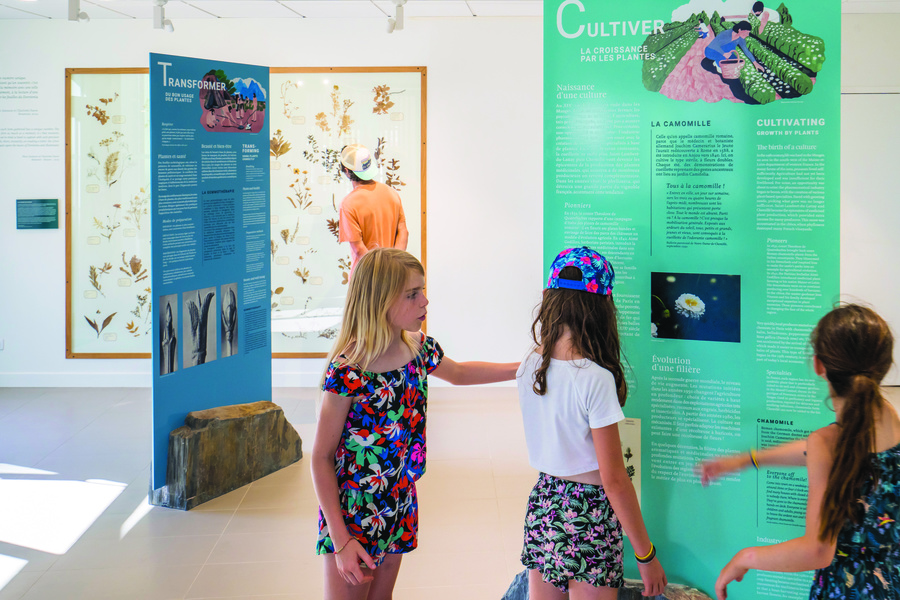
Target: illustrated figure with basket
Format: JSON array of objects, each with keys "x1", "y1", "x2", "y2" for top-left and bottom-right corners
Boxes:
[{"x1": 704, "y1": 20, "x2": 764, "y2": 79}]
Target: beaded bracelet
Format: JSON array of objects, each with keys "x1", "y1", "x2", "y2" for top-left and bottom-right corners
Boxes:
[
  {"x1": 749, "y1": 449, "x2": 760, "y2": 470},
  {"x1": 635, "y1": 542, "x2": 656, "y2": 564}
]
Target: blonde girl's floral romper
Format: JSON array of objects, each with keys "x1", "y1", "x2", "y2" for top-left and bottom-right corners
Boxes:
[
  {"x1": 316, "y1": 335, "x2": 443, "y2": 565},
  {"x1": 809, "y1": 443, "x2": 900, "y2": 599}
]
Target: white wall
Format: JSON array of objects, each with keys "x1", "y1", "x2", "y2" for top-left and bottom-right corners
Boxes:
[
  {"x1": 841, "y1": 14, "x2": 900, "y2": 384},
  {"x1": 0, "y1": 16, "x2": 544, "y2": 387},
  {"x1": 1, "y1": 14, "x2": 898, "y2": 387}
]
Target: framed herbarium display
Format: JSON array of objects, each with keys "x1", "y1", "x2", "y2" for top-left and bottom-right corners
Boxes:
[
  {"x1": 66, "y1": 68, "x2": 151, "y2": 358},
  {"x1": 65, "y1": 67, "x2": 424, "y2": 359},
  {"x1": 268, "y1": 68, "x2": 425, "y2": 357}
]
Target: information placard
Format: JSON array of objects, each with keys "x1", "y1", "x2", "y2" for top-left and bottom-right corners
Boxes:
[
  {"x1": 16, "y1": 199, "x2": 58, "y2": 229},
  {"x1": 150, "y1": 53, "x2": 271, "y2": 492},
  {"x1": 545, "y1": 2, "x2": 839, "y2": 597}
]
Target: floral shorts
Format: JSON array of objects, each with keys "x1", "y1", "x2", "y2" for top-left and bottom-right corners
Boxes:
[
  {"x1": 521, "y1": 472, "x2": 624, "y2": 592},
  {"x1": 316, "y1": 480, "x2": 419, "y2": 567}
]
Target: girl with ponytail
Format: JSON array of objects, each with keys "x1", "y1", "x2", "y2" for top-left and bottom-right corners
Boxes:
[{"x1": 701, "y1": 304, "x2": 897, "y2": 599}]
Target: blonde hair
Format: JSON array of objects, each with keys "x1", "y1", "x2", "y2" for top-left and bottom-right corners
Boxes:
[{"x1": 326, "y1": 248, "x2": 424, "y2": 371}]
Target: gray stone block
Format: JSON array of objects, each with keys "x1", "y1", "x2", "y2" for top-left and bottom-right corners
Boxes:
[
  {"x1": 618, "y1": 579, "x2": 713, "y2": 600},
  {"x1": 502, "y1": 571, "x2": 713, "y2": 600},
  {"x1": 150, "y1": 401, "x2": 303, "y2": 510}
]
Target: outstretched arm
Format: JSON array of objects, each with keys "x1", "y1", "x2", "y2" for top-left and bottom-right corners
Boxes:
[
  {"x1": 699, "y1": 438, "x2": 808, "y2": 485},
  {"x1": 430, "y1": 356, "x2": 519, "y2": 385},
  {"x1": 715, "y1": 427, "x2": 837, "y2": 599}
]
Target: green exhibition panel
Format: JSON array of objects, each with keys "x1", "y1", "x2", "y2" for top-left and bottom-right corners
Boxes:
[{"x1": 544, "y1": 1, "x2": 839, "y2": 597}]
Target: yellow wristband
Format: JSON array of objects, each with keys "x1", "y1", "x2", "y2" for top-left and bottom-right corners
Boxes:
[{"x1": 635, "y1": 542, "x2": 655, "y2": 562}]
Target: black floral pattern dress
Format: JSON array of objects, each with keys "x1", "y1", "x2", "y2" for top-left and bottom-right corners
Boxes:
[
  {"x1": 810, "y1": 443, "x2": 900, "y2": 599},
  {"x1": 316, "y1": 335, "x2": 443, "y2": 566}
]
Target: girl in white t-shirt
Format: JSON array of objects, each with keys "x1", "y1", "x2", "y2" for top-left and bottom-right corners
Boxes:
[{"x1": 517, "y1": 247, "x2": 667, "y2": 599}]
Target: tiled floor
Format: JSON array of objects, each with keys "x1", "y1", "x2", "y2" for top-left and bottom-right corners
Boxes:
[
  {"x1": 0, "y1": 386, "x2": 535, "y2": 600},
  {"x1": 2, "y1": 386, "x2": 899, "y2": 599}
]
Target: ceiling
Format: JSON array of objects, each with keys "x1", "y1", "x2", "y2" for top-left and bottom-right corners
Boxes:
[{"x1": 0, "y1": 0, "x2": 896, "y2": 21}]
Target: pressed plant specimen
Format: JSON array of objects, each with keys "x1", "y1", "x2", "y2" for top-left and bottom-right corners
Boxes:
[
  {"x1": 372, "y1": 85, "x2": 395, "y2": 115},
  {"x1": 93, "y1": 204, "x2": 122, "y2": 242},
  {"x1": 85, "y1": 93, "x2": 118, "y2": 125},
  {"x1": 303, "y1": 135, "x2": 343, "y2": 182},
  {"x1": 280, "y1": 218, "x2": 301, "y2": 244},
  {"x1": 315, "y1": 112, "x2": 330, "y2": 133},
  {"x1": 119, "y1": 252, "x2": 148, "y2": 283},
  {"x1": 326, "y1": 218, "x2": 340, "y2": 240},
  {"x1": 280, "y1": 80, "x2": 303, "y2": 119},
  {"x1": 374, "y1": 137, "x2": 386, "y2": 169},
  {"x1": 271, "y1": 239, "x2": 278, "y2": 260},
  {"x1": 88, "y1": 262, "x2": 113, "y2": 297},
  {"x1": 338, "y1": 256, "x2": 352, "y2": 285},
  {"x1": 271, "y1": 286, "x2": 284, "y2": 309},
  {"x1": 292, "y1": 248, "x2": 317, "y2": 283},
  {"x1": 125, "y1": 320, "x2": 141, "y2": 337},
  {"x1": 385, "y1": 158, "x2": 406, "y2": 190},
  {"x1": 278, "y1": 297, "x2": 313, "y2": 340},
  {"x1": 123, "y1": 187, "x2": 149, "y2": 230},
  {"x1": 318, "y1": 327, "x2": 338, "y2": 340},
  {"x1": 87, "y1": 131, "x2": 131, "y2": 188},
  {"x1": 85, "y1": 312, "x2": 116, "y2": 338},
  {"x1": 314, "y1": 85, "x2": 354, "y2": 137},
  {"x1": 270, "y1": 129, "x2": 292, "y2": 159},
  {"x1": 286, "y1": 166, "x2": 312, "y2": 210},
  {"x1": 126, "y1": 288, "x2": 152, "y2": 337}
]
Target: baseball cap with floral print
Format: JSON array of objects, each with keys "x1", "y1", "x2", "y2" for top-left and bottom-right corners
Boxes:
[{"x1": 546, "y1": 247, "x2": 615, "y2": 295}]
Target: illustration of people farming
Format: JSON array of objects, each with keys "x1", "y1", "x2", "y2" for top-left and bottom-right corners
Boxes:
[
  {"x1": 267, "y1": 77, "x2": 416, "y2": 353},
  {"x1": 198, "y1": 69, "x2": 267, "y2": 133},
  {"x1": 642, "y1": 1, "x2": 825, "y2": 104}
]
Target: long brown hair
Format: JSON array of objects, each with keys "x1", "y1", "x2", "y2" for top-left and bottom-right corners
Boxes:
[
  {"x1": 530, "y1": 266, "x2": 628, "y2": 406},
  {"x1": 816, "y1": 304, "x2": 894, "y2": 541}
]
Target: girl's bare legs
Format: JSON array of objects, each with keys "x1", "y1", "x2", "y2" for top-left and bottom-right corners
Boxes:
[
  {"x1": 324, "y1": 554, "x2": 371, "y2": 600},
  {"x1": 569, "y1": 579, "x2": 618, "y2": 600},
  {"x1": 365, "y1": 554, "x2": 403, "y2": 600},
  {"x1": 529, "y1": 571, "x2": 620, "y2": 600},
  {"x1": 324, "y1": 554, "x2": 403, "y2": 600},
  {"x1": 529, "y1": 570, "x2": 568, "y2": 600}
]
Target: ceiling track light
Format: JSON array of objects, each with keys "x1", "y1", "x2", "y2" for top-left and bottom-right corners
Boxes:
[
  {"x1": 387, "y1": 0, "x2": 406, "y2": 33},
  {"x1": 153, "y1": 0, "x2": 174, "y2": 32},
  {"x1": 68, "y1": 0, "x2": 89, "y2": 22}
]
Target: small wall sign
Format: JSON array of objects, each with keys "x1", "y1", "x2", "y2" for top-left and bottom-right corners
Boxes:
[{"x1": 17, "y1": 199, "x2": 59, "y2": 230}]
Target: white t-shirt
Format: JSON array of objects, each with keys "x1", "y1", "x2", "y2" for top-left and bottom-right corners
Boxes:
[{"x1": 516, "y1": 352, "x2": 625, "y2": 477}]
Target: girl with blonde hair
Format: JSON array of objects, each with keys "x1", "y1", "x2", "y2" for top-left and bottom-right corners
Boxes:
[{"x1": 311, "y1": 248, "x2": 518, "y2": 600}]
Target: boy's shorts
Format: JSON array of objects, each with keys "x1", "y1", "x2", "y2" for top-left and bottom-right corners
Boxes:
[{"x1": 521, "y1": 472, "x2": 624, "y2": 592}]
